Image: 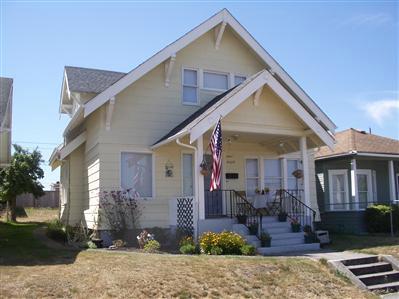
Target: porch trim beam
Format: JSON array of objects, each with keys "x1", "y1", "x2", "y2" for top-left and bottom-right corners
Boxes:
[
  {"x1": 388, "y1": 160, "x2": 396, "y2": 202},
  {"x1": 214, "y1": 21, "x2": 227, "y2": 50},
  {"x1": 351, "y1": 158, "x2": 359, "y2": 209},
  {"x1": 197, "y1": 135, "x2": 205, "y2": 220},
  {"x1": 300, "y1": 136, "x2": 310, "y2": 206},
  {"x1": 253, "y1": 85, "x2": 263, "y2": 106},
  {"x1": 105, "y1": 97, "x2": 115, "y2": 131}
]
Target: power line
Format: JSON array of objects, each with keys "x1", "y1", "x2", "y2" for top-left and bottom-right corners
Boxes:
[{"x1": 13, "y1": 140, "x2": 60, "y2": 145}]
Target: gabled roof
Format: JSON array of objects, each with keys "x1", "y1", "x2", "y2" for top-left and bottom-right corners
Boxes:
[
  {"x1": 65, "y1": 66, "x2": 126, "y2": 94},
  {"x1": 315, "y1": 128, "x2": 399, "y2": 159},
  {"x1": 153, "y1": 70, "x2": 335, "y2": 149},
  {"x1": 0, "y1": 77, "x2": 13, "y2": 129},
  {"x1": 82, "y1": 8, "x2": 336, "y2": 133}
]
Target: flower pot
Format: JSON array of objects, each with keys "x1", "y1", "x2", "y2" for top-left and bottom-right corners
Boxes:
[
  {"x1": 278, "y1": 214, "x2": 287, "y2": 222},
  {"x1": 304, "y1": 233, "x2": 318, "y2": 244},
  {"x1": 249, "y1": 224, "x2": 258, "y2": 236},
  {"x1": 261, "y1": 239, "x2": 271, "y2": 247},
  {"x1": 200, "y1": 169, "x2": 209, "y2": 176},
  {"x1": 237, "y1": 215, "x2": 247, "y2": 225},
  {"x1": 291, "y1": 224, "x2": 301, "y2": 233}
]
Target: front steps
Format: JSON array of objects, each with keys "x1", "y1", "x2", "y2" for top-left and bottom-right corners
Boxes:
[
  {"x1": 330, "y1": 255, "x2": 399, "y2": 295},
  {"x1": 232, "y1": 216, "x2": 320, "y2": 255}
]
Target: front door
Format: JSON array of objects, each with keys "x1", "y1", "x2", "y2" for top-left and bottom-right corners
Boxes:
[{"x1": 204, "y1": 154, "x2": 223, "y2": 218}]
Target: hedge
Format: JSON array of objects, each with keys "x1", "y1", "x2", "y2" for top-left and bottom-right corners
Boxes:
[{"x1": 365, "y1": 204, "x2": 399, "y2": 233}]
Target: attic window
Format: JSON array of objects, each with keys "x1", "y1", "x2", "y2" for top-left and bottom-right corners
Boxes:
[
  {"x1": 203, "y1": 71, "x2": 228, "y2": 91},
  {"x1": 234, "y1": 75, "x2": 246, "y2": 86},
  {"x1": 182, "y1": 68, "x2": 199, "y2": 105}
]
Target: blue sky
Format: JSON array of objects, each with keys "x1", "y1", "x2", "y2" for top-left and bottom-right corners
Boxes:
[{"x1": 1, "y1": 1, "x2": 398, "y2": 189}]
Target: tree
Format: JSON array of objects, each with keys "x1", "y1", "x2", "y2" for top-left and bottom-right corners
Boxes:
[{"x1": 0, "y1": 145, "x2": 44, "y2": 222}]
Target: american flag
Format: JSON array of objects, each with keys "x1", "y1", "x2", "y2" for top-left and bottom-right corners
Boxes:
[{"x1": 209, "y1": 119, "x2": 222, "y2": 191}]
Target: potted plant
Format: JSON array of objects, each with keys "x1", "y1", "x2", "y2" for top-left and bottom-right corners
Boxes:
[
  {"x1": 255, "y1": 188, "x2": 261, "y2": 195},
  {"x1": 90, "y1": 230, "x2": 103, "y2": 248},
  {"x1": 292, "y1": 169, "x2": 303, "y2": 179},
  {"x1": 260, "y1": 231, "x2": 271, "y2": 247},
  {"x1": 200, "y1": 161, "x2": 209, "y2": 176},
  {"x1": 263, "y1": 187, "x2": 270, "y2": 194},
  {"x1": 291, "y1": 219, "x2": 301, "y2": 232},
  {"x1": 237, "y1": 214, "x2": 247, "y2": 225},
  {"x1": 278, "y1": 211, "x2": 288, "y2": 222},
  {"x1": 248, "y1": 222, "x2": 258, "y2": 235}
]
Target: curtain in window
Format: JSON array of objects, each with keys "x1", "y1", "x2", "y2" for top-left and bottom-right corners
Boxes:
[
  {"x1": 121, "y1": 152, "x2": 152, "y2": 197},
  {"x1": 246, "y1": 159, "x2": 259, "y2": 197}
]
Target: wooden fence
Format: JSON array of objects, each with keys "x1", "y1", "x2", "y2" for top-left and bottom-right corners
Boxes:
[{"x1": 16, "y1": 191, "x2": 60, "y2": 208}]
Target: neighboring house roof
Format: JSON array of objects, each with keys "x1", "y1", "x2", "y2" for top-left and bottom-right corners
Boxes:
[
  {"x1": 315, "y1": 128, "x2": 399, "y2": 159},
  {"x1": 0, "y1": 77, "x2": 13, "y2": 129},
  {"x1": 82, "y1": 8, "x2": 336, "y2": 133},
  {"x1": 65, "y1": 66, "x2": 126, "y2": 94}
]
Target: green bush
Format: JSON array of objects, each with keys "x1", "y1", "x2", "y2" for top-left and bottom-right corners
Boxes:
[
  {"x1": 46, "y1": 219, "x2": 67, "y2": 243},
  {"x1": 240, "y1": 244, "x2": 256, "y2": 256},
  {"x1": 87, "y1": 240, "x2": 97, "y2": 249},
  {"x1": 199, "y1": 231, "x2": 246, "y2": 255},
  {"x1": 365, "y1": 204, "x2": 399, "y2": 233},
  {"x1": 143, "y1": 240, "x2": 161, "y2": 253},
  {"x1": 210, "y1": 246, "x2": 223, "y2": 255},
  {"x1": 180, "y1": 244, "x2": 196, "y2": 254}
]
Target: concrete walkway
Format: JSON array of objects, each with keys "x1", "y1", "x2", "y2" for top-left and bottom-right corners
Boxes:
[{"x1": 304, "y1": 250, "x2": 375, "y2": 261}]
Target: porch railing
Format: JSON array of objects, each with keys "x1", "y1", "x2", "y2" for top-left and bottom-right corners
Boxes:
[
  {"x1": 205, "y1": 189, "x2": 263, "y2": 238},
  {"x1": 275, "y1": 189, "x2": 316, "y2": 227}
]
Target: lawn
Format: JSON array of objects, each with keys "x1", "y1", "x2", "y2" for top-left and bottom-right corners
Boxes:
[
  {"x1": 0, "y1": 216, "x2": 374, "y2": 299},
  {"x1": 327, "y1": 233, "x2": 399, "y2": 259}
]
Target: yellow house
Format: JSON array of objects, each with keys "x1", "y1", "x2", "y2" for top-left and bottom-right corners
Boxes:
[
  {"x1": 0, "y1": 77, "x2": 13, "y2": 169},
  {"x1": 50, "y1": 9, "x2": 336, "y2": 254}
]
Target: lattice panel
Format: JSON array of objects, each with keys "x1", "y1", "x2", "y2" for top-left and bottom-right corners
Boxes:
[{"x1": 177, "y1": 197, "x2": 194, "y2": 237}]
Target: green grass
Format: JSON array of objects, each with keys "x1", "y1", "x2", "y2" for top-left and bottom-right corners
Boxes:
[
  {"x1": 0, "y1": 222, "x2": 72, "y2": 265},
  {"x1": 327, "y1": 233, "x2": 399, "y2": 258}
]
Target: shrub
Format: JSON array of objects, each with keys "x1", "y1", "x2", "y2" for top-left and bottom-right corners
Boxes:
[
  {"x1": 180, "y1": 244, "x2": 196, "y2": 254},
  {"x1": 248, "y1": 223, "x2": 258, "y2": 235},
  {"x1": 199, "y1": 231, "x2": 246, "y2": 255},
  {"x1": 179, "y1": 236, "x2": 194, "y2": 247},
  {"x1": 87, "y1": 240, "x2": 97, "y2": 249},
  {"x1": 143, "y1": 240, "x2": 160, "y2": 253},
  {"x1": 365, "y1": 204, "x2": 399, "y2": 233},
  {"x1": 210, "y1": 246, "x2": 223, "y2": 255},
  {"x1": 46, "y1": 219, "x2": 67, "y2": 243},
  {"x1": 260, "y1": 231, "x2": 271, "y2": 247},
  {"x1": 241, "y1": 244, "x2": 256, "y2": 256}
]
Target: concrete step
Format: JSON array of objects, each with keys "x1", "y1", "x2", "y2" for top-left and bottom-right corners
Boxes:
[
  {"x1": 232, "y1": 224, "x2": 249, "y2": 235},
  {"x1": 358, "y1": 270, "x2": 399, "y2": 286},
  {"x1": 257, "y1": 243, "x2": 320, "y2": 255},
  {"x1": 261, "y1": 216, "x2": 279, "y2": 223},
  {"x1": 348, "y1": 262, "x2": 393, "y2": 276},
  {"x1": 271, "y1": 237, "x2": 304, "y2": 247},
  {"x1": 262, "y1": 221, "x2": 291, "y2": 229},
  {"x1": 368, "y1": 281, "x2": 399, "y2": 293},
  {"x1": 341, "y1": 256, "x2": 379, "y2": 266},
  {"x1": 266, "y1": 226, "x2": 291, "y2": 234},
  {"x1": 270, "y1": 232, "x2": 304, "y2": 240},
  {"x1": 243, "y1": 235, "x2": 259, "y2": 243}
]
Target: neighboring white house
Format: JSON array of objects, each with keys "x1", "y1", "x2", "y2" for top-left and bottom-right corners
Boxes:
[
  {"x1": 50, "y1": 9, "x2": 336, "y2": 252},
  {"x1": 0, "y1": 77, "x2": 13, "y2": 169}
]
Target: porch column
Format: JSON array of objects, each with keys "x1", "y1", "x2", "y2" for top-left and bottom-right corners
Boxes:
[
  {"x1": 388, "y1": 160, "x2": 396, "y2": 202},
  {"x1": 351, "y1": 158, "x2": 358, "y2": 209},
  {"x1": 282, "y1": 158, "x2": 288, "y2": 190},
  {"x1": 300, "y1": 136, "x2": 310, "y2": 206},
  {"x1": 196, "y1": 135, "x2": 205, "y2": 220}
]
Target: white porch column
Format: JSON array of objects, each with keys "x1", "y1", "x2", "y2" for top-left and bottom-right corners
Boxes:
[
  {"x1": 351, "y1": 159, "x2": 358, "y2": 209},
  {"x1": 388, "y1": 160, "x2": 396, "y2": 202},
  {"x1": 196, "y1": 135, "x2": 205, "y2": 220},
  {"x1": 300, "y1": 136, "x2": 310, "y2": 206},
  {"x1": 282, "y1": 158, "x2": 288, "y2": 190}
]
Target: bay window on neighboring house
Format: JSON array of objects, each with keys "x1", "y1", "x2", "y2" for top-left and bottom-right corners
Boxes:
[{"x1": 121, "y1": 152, "x2": 153, "y2": 198}]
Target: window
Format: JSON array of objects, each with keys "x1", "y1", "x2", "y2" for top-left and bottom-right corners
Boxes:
[
  {"x1": 234, "y1": 75, "x2": 246, "y2": 86},
  {"x1": 328, "y1": 170, "x2": 349, "y2": 210},
  {"x1": 357, "y1": 169, "x2": 373, "y2": 209},
  {"x1": 287, "y1": 159, "x2": 301, "y2": 190},
  {"x1": 264, "y1": 159, "x2": 282, "y2": 192},
  {"x1": 182, "y1": 69, "x2": 198, "y2": 104},
  {"x1": 182, "y1": 153, "x2": 194, "y2": 196},
  {"x1": 245, "y1": 159, "x2": 259, "y2": 197},
  {"x1": 203, "y1": 71, "x2": 228, "y2": 91},
  {"x1": 121, "y1": 152, "x2": 153, "y2": 198}
]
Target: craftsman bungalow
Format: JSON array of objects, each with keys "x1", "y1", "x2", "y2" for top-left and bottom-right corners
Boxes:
[{"x1": 50, "y1": 9, "x2": 336, "y2": 252}]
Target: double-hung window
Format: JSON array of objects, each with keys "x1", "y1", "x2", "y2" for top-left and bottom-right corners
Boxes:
[
  {"x1": 234, "y1": 75, "x2": 246, "y2": 86},
  {"x1": 121, "y1": 152, "x2": 153, "y2": 198},
  {"x1": 203, "y1": 71, "x2": 229, "y2": 91},
  {"x1": 182, "y1": 69, "x2": 198, "y2": 105},
  {"x1": 328, "y1": 170, "x2": 349, "y2": 210},
  {"x1": 245, "y1": 159, "x2": 259, "y2": 197}
]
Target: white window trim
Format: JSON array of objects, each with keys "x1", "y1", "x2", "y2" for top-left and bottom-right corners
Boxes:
[
  {"x1": 119, "y1": 149, "x2": 155, "y2": 199},
  {"x1": 202, "y1": 69, "x2": 230, "y2": 92},
  {"x1": 181, "y1": 151, "x2": 194, "y2": 197},
  {"x1": 328, "y1": 169, "x2": 349, "y2": 211},
  {"x1": 233, "y1": 73, "x2": 247, "y2": 86},
  {"x1": 181, "y1": 67, "x2": 199, "y2": 106},
  {"x1": 356, "y1": 169, "x2": 373, "y2": 210}
]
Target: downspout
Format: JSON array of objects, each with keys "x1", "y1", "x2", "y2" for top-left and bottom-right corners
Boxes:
[{"x1": 176, "y1": 138, "x2": 200, "y2": 240}]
